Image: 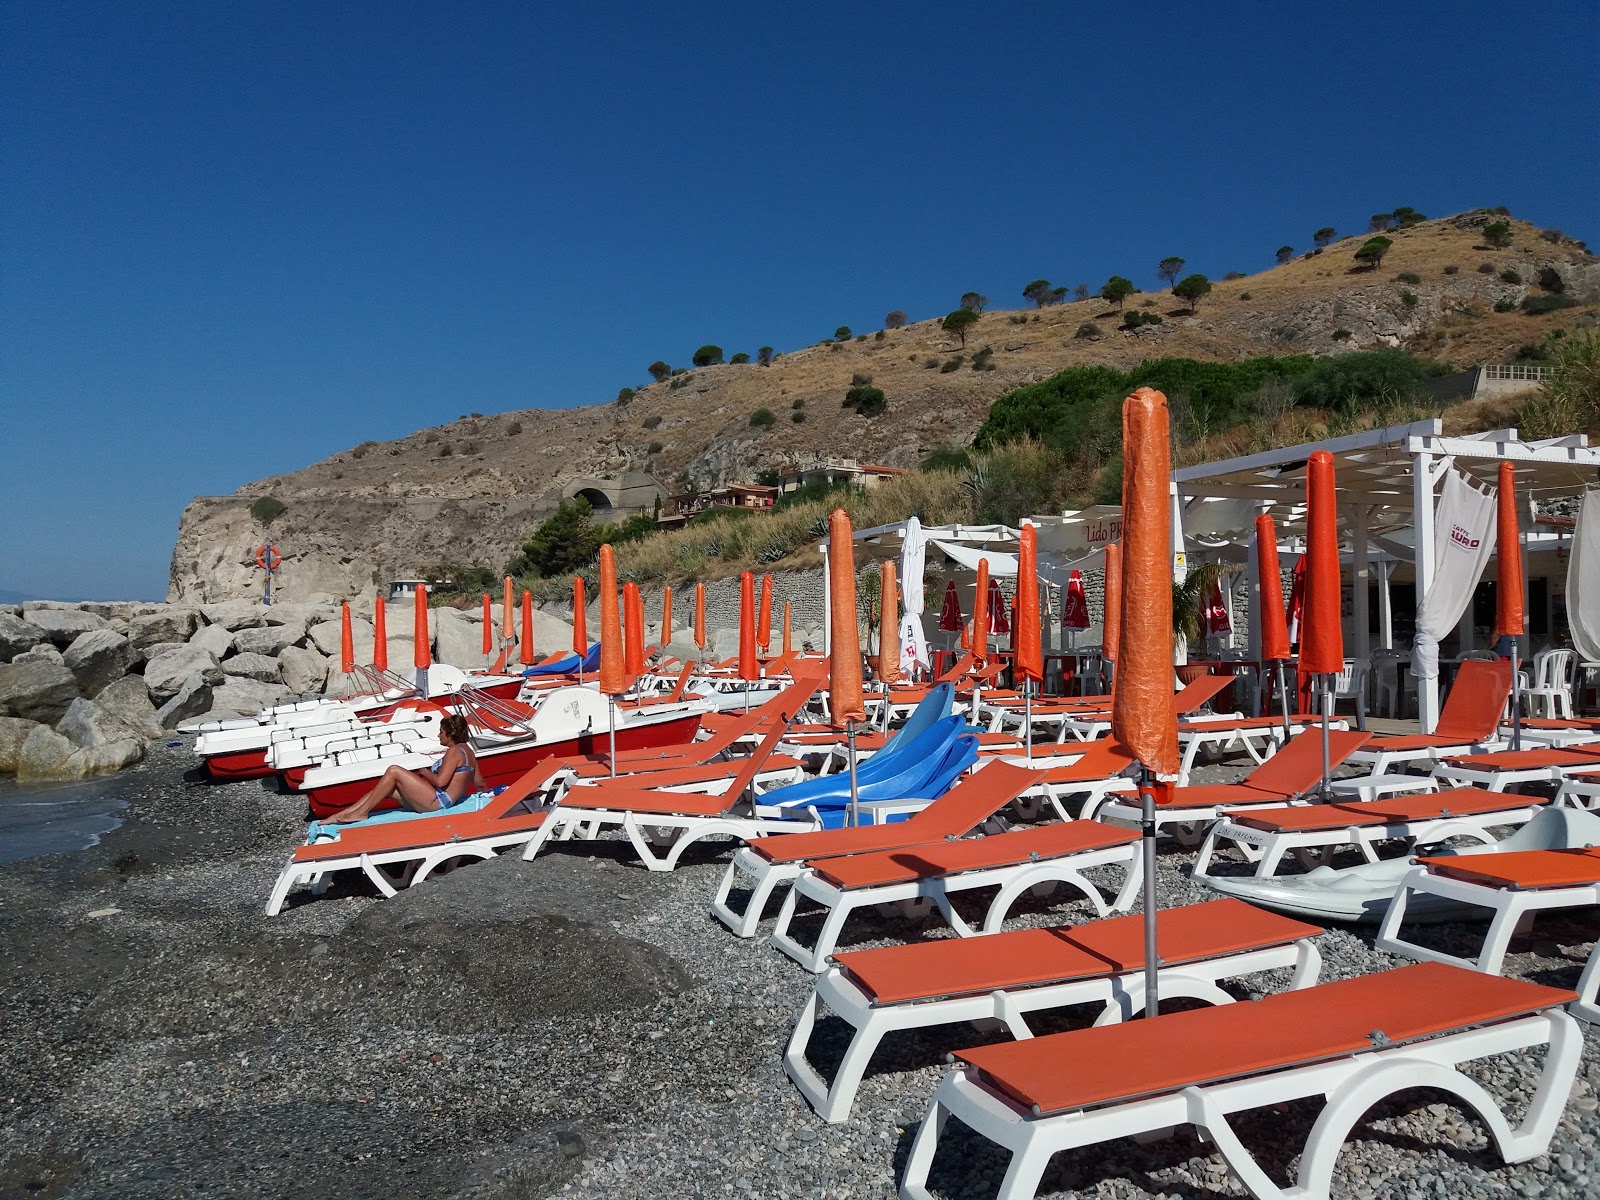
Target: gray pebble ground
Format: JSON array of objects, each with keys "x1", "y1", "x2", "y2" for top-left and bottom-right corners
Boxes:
[{"x1": 2, "y1": 741, "x2": 1598, "y2": 1200}]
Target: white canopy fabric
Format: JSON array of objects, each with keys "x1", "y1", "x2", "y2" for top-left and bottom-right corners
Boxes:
[
  {"x1": 1567, "y1": 487, "x2": 1600, "y2": 661},
  {"x1": 931, "y1": 541, "x2": 1018, "y2": 576},
  {"x1": 900, "y1": 516, "x2": 930, "y2": 671},
  {"x1": 1412, "y1": 468, "x2": 1497, "y2": 681}
]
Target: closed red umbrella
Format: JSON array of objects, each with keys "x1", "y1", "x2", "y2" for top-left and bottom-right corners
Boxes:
[
  {"x1": 1062, "y1": 570, "x2": 1090, "y2": 631},
  {"x1": 1255, "y1": 515, "x2": 1292, "y2": 735},
  {"x1": 661, "y1": 586, "x2": 673, "y2": 647},
  {"x1": 413, "y1": 584, "x2": 431, "y2": 695},
  {"x1": 339, "y1": 603, "x2": 354, "y2": 676},
  {"x1": 481, "y1": 593, "x2": 493, "y2": 655},
  {"x1": 1285, "y1": 554, "x2": 1308, "y2": 647},
  {"x1": 694, "y1": 583, "x2": 706, "y2": 651},
  {"x1": 757, "y1": 574, "x2": 774, "y2": 651},
  {"x1": 986, "y1": 576, "x2": 1010, "y2": 634},
  {"x1": 1203, "y1": 579, "x2": 1231, "y2": 638},
  {"x1": 1301, "y1": 449, "x2": 1343, "y2": 796},
  {"x1": 937, "y1": 581, "x2": 963, "y2": 633},
  {"x1": 372, "y1": 596, "x2": 388, "y2": 672},
  {"x1": 623, "y1": 581, "x2": 645, "y2": 677},
  {"x1": 782, "y1": 600, "x2": 792, "y2": 656},
  {"x1": 1110, "y1": 387, "x2": 1178, "y2": 1018},
  {"x1": 1497, "y1": 461, "x2": 1526, "y2": 746},
  {"x1": 738, "y1": 572, "x2": 759, "y2": 683},
  {"x1": 520, "y1": 590, "x2": 535, "y2": 665},
  {"x1": 502, "y1": 575, "x2": 514, "y2": 645}
]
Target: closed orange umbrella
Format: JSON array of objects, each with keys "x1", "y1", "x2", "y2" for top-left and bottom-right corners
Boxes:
[
  {"x1": 757, "y1": 574, "x2": 774, "y2": 650},
  {"x1": 1301, "y1": 450, "x2": 1343, "y2": 677},
  {"x1": 694, "y1": 583, "x2": 706, "y2": 651},
  {"x1": 339, "y1": 603, "x2": 354, "y2": 675},
  {"x1": 1014, "y1": 525, "x2": 1043, "y2": 686},
  {"x1": 661, "y1": 586, "x2": 673, "y2": 646},
  {"x1": 829, "y1": 510, "x2": 866, "y2": 724},
  {"x1": 572, "y1": 577, "x2": 587, "y2": 655},
  {"x1": 1111, "y1": 387, "x2": 1178, "y2": 1020},
  {"x1": 971, "y1": 557, "x2": 990, "y2": 664},
  {"x1": 520, "y1": 590, "x2": 535, "y2": 665},
  {"x1": 413, "y1": 584, "x2": 431, "y2": 679},
  {"x1": 502, "y1": 575, "x2": 513, "y2": 643},
  {"x1": 598, "y1": 548, "x2": 625, "y2": 696},
  {"x1": 624, "y1": 581, "x2": 646, "y2": 676},
  {"x1": 373, "y1": 595, "x2": 388, "y2": 672},
  {"x1": 481, "y1": 593, "x2": 493, "y2": 655},
  {"x1": 1102, "y1": 542, "x2": 1122, "y2": 670},
  {"x1": 738, "y1": 571, "x2": 759, "y2": 682},
  {"x1": 878, "y1": 561, "x2": 901, "y2": 686},
  {"x1": 782, "y1": 600, "x2": 792, "y2": 656},
  {"x1": 1256, "y1": 515, "x2": 1292, "y2": 737},
  {"x1": 1497, "y1": 461, "x2": 1526, "y2": 747}
]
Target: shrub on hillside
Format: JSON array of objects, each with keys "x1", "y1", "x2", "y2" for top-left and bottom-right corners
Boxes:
[
  {"x1": 884, "y1": 311, "x2": 908, "y2": 330},
  {"x1": 843, "y1": 385, "x2": 887, "y2": 416},
  {"x1": 851, "y1": 371, "x2": 873, "y2": 386},
  {"x1": 1482, "y1": 222, "x2": 1513, "y2": 248},
  {"x1": 791, "y1": 396, "x2": 805, "y2": 409},
  {"x1": 730, "y1": 352, "x2": 751, "y2": 364},
  {"x1": 942, "y1": 308, "x2": 979, "y2": 346},
  {"x1": 646, "y1": 441, "x2": 664, "y2": 454},
  {"x1": 749, "y1": 408, "x2": 776, "y2": 428},
  {"x1": 1494, "y1": 299, "x2": 1517, "y2": 313},
  {"x1": 940, "y1": 356, "x2": 965, "y2": 373},
  {"x1": 1332, "y1": 328, "x2": 1353, "y2": 341},
  {"x1": 920, "y1": 447, "x2": 973, "y2": 472},
  {"x1": 1354, "y1": 236, "x2": 1392, "y2": 269},
  {"x1": 1123, "y1": 310, "x2": 1163, "y2": 330},
  {"x1": 1290, "y1": 348, "x2": 1431, "y2": 416},
  {"x1": 617, "y1": 387, "x2": 636, "y2": 404},
  {"x1": 757, "y1": 346, "x2": 775, "y2": 366},
  {"x1": 791, "y1": 410, "x2": 806, "y2": 423},
  {"x1": 834, "y1": 326, "x2": 852, "y2": 342},
  {"x1": 1443, "y1": 265, "x2": 1459, "y2": 275},
  {"x1": 1224, "y1": 271, "x2": 1247, "y2": 281},
  {"x1": 1478, "y1": 263, "x2": 1495, "y2": 274},
  {"x1": 1500, "y1": 269, "x2": 1523, "y2": 285},
  {"x1": 1275, "y1": 245, "x2": 1294, "y2": 265},
  {"x1": 692, "y1": 345, "x2": 724, "y2": 367},
  {"x1": 250, "y1": 496, "x2": 286, "y2": 526},
  {"x1": 642, "y1": 414, "x2": 662, "y2": 429},
  {"x1": 1400, "y1": 290, "x2": 1419, "y2": 308},
  {"x1": 1314, "y1": 227, "x2": 1337, "y2": 248},
  {"x1": 647, "y1": 361, "x2": 671, "y2": 382},
  {"x1": 1074, "y1": 320, "x2": 1101, "y2": 340},
  {"x1": 1397, "y1": 271, "x2": 1422, "y2": 285},
  {"x1": 1517, "y1": 330, "x2": 1599, "y2": 438},
  {"x1": 1521, "y1": 294, "x2": 1580, "y2": 316}
]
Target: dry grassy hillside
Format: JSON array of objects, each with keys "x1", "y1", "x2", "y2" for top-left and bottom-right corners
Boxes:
[{"x1": 172, "y1": 209, "x2": 1597, "y2": 602}]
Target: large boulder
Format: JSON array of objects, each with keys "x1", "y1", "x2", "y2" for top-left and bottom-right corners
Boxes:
[
  {"x1": 21, "y1": 607, "x2": 110, "y2": 647},
  {"x1": 15, "y1": 724, "x2": 77, "y2": 781},
  {"x1": 143, "y1": 645, "x2": 224, "y2": 703},
  {"x1": 431, "y1": 606, "x2": 494, "y2": 670},
  {"x1": 62, "y1": 629, "x2": 137, "y2": 698},
  {"x1": 232, "y1": 625, "x2": 303, "y2": 657},
  {"x1": 278, "y1": 645, "x2": 331, "y2": 694},
  {"x1": 0, "y1": 716, "x2": 40, "y2": 773},
  {"x1": 188, "y1": 623, "x2": 235, "y2": 659},
  {"x1": 200, "y1": 601, "x2": 269, "y2": 631},
  {"x1": 207, "y1": 677, "x2": 289, "y2": 717},
  {"x1": 56, "y1": 697, "x2": 148, "y2": 761},
  {"x1": 0, "y1": 611, "x2": 45, "y2": 663},
  {"x1": 221, "y1": 652, "x2": 283, "y2": 683},
  {"x1": 307, "y1": 617, "x2": 375, "y2": 659},
  {"x1": 68, "y1": 739, "x2": 145, "y2": 775},
  {"x1": 156, "y1": 675, "x2": 215, "y2": 729},
  {"x1": 94, "y1": 675, "x2": 164, "y2": 739},
  {"x1": 127, "y1": 607, "x2": 200, "y2": 649},
  {"x1": 0, "y1": 651, "x2": 79, "y2": 723}
]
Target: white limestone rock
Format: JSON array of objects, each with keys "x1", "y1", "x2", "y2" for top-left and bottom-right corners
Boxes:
[
  {"x1": 0, "y1": 653, "x2": 80, "y2": 723},
  {"x1": 155, "y1": 675, "x2": 215, "y2": 729},
  {"x1": 143, "y1": 645, "x2": 224, "y2": 703},
  {"x1": 431, "y1": 606, "x2": 495, "y2": 670},
  {"x1": 94, "y1": 675, "x2": 164, "y2": 739},
  {"x1": 221, "y1": 652, "x2": 283, "y2": 684},
  {"x1": 0, "y1": 716, "x2": 41, "y2": 773},
  {"x1": 56, "y1": 697, "x2": 148, "y2": 754},
  {"x1": 127, "y1": 607, "x2": 200, "y2": 648},
  {"x1": 0, "y1": 611, "x2": 45, "y2": 663},
  {"x1": 307, "y1": 617, "x2": 375, "y2": 659},
  {"x1": 231, "y1": 625, "x2": 304, "y2": 657},
  {"x1": 15, "y1": 724, "x2": 77, "y2": 781},
  {"x1": 207, "y1": 677, "x2": 290, "y2": 716},
  {"x1": 278, "y1": 645, "x2": 331, "y2": 694},
  {"x1": 63, "y1": 629, "x2": 138, "y2": 698},
  {"x1": 21, "y1": 607, "x2": 110, "y2": 647},
  {"x1": 188, "y1": 623, "x2": 235, "y2": 659}
]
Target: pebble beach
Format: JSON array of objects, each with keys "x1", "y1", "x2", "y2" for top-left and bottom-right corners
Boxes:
[{"x1": 3, "y1": 742, "x2": 1599, "y2": 1200}]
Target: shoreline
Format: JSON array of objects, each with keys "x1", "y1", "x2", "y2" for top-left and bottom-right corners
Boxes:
[{"x1": 2, "y1": 744, "x2": 1598, "y2": 1199}]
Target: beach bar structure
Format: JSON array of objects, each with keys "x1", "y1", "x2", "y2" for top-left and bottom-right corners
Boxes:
[{"x1": 1171, "y1": 419, "x2": 1600, "y2": 730}]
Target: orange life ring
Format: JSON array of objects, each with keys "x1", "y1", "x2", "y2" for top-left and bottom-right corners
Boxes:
[{"x1": 255, "y1": 545, "x2": 282, "y2": 571}]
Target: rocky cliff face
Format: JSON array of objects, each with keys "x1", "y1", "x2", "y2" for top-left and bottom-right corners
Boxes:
[{"x1": 168, "y1": 212, "x2": 1598, "y2": 604}]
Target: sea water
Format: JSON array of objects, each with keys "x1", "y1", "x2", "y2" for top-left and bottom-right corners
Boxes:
[{"x1": 0, "y1": 774, "x2": 127, "y2": 865}]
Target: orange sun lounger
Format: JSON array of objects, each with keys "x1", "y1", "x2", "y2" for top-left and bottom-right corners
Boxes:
[
  {"x1": 769, "y1": 819, "x2": 1141, "y2": 972},
  {"x1": 1432, "y1": 743, "x2": 1600, "y2": 792},
  {"x1": 1193, "y1": 787, "x2": 1545, "y2": 880},
  {"x1": 900, "y1": 961, "x2": 1582, "y2": 1200},
  {"x1": 710, "y1": 760, "x2": 1041, "y2": 938},
  {"x1": 1347, "y1": 659, "x2": 1512, "y2": 774},
  {"x1": 786, "y1": 898, "x2": 1322, "y2": 1122}
]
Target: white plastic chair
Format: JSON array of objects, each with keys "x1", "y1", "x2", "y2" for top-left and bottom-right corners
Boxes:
[
  {"x1": 1526, "y1": 649, "x2": 1577, "y2": 719},
  {"x1": 1329, "y1": 658, "x2": 1369, "y2": 730},
  {"x1": 1369, "y1": 649, "x2": 1410, "y2": 718}
]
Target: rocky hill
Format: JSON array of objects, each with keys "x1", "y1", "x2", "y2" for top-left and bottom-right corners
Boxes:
[{"x1": 169, "y1": 210, "x2": 1599, "y2": 603}]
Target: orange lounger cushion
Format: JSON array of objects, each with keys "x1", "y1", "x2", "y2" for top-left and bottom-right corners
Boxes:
[
  {"x1": 1228, "y1": 788, "x2": 1533, "y2": 834},
  {"x1": 1417, "y1": 846, "x2": 1600, "y2": 890},
  {"x1": 956, "y1": 962, "x2": 1575, "y2": 1116},
  {"x1": 1440, "y1": 747, "x2": 1600, "y2": 771},
  {"x1": 835, "y1": 899, "x2": 1316, "y2": 1005},
  {"x1": 1362, "y1": 733, "x2": 1484, "y2": 753},
  {"x1": 1152, "y1": 783, "x2": 1287, "y2": 809},
  {"x1": 810, "y1": 821, "x2": 1136, "y2": 891},
  {"x1": 557, "y1": 785, "x2": 743, "y2": 818}
]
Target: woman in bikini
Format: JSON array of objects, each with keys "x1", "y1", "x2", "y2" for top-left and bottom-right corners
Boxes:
[{"x1": 326, "y1": 713, "x2": 487, "y2": 823}]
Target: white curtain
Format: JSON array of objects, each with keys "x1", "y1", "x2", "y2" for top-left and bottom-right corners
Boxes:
[
  {"x1": 1412, "y1": 468, "x2": 1497, "y2": 681},
  {"x1": 899, "y1": 516, "x2": 930, "y2": 671},
  {"x1": 1567, "y1": 486, "x2": 1600, "y2": 661}
]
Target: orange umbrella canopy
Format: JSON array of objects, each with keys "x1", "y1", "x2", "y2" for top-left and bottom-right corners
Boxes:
[
  {"x1": 339, "y1": 603, "x2": 354, "y2": 675},
  {"x1": 373, "y1": 595, "x2": 388, "y2": 671},
  {"x1": 1110, "y1": 388, "x2": 1177, "y2": 775},
  {"x1": 757, "y1": 574, "x2": 774, "y2": 649},
  {"x1": 878, "y1": 561, "x2": 901, "y2": 686},
  {"x1": 971, "y1": 557, "x2": 990, "y2": 663},
  {"x1": 572, "y1": 577, "x2": 588, "y2": 654},
  {"x1": 598, "y1": 547, "x2": 626, "y2": 696},
  {"x1": 1255, "y1": 514, "x2": 1291, "y2": 663},
  {"x1": 481, "y1": 593, "x2": 493, "y2": 655},
  {"x1": 738, "y1": 571, "x2": 759, "y2": 681},
  {"x1": 782, "y1": 600, "x2": 792, "y2": 655},
  {"x1": 413, "y1": 584, "x2": 431, "y2": 669},
  {"x1": 1102, "y1": 542, "x2": 1122, "y2": 665},
  {"x1": 694, "y1": 582, "x2": 706, "y2": 650},
  {"x1": 661, "y1": 586, "x2": 673, "y2": 644},
  {"x1": 1014, "y1": 524, "x2": 1043, "y2": 685},
  {"x1": 828, "y1": 509, "x2": 866, "y2": 723},
  {"x1": 623, "y1": 582, "x2": 646, "y2": 676},
  {"x1": 1300, "y1": 449, "x2": 1344, "y2": 676},
  {"x1": 1496, "y1": 461, "x2": 1525, "y2": 641},
  {"x1": 520, "y1": 590, "x2": 535, "y2": 665}
]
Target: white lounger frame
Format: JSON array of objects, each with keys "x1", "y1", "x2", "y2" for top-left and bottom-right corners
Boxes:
[
  {"x1": 788, "y1": 934, "x2": 1322, "y2": 1123},
  {"x1": 770, "y1": 840, "x2": 1141, "y2": 973},
  {"x1": 1347, "y1": 736, "x2": 1506, "y2": 777},
  {"x1": 899, "y1": 1006, "x2": 1582, "y2": 1200},
  {"x1": 1192, "y1": 800, "x2": 1543, "y2": 881},
  {"x1": 522, "y1": 799, "x2": 822, "y2": 872}
]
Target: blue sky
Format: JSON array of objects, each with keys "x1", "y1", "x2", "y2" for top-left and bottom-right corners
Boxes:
[{"x1": 3, "y1": 1, "x2": 1596, "y2": 601}]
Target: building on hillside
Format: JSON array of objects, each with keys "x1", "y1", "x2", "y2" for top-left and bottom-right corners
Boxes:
[
  {"x1": 777, "y1": 459, "x2": 907, "y2": 495},
  {"x1": 388, "y1": 578, "x2": 429, "y2": 601},
  {"x1": 656, "y1": 482, "x2": 779, "y2": 529}
]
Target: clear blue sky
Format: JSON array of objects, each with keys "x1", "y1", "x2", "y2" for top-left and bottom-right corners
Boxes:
[{"x1": 3, "y1": 2, "x2": 1596, "y2": 601}]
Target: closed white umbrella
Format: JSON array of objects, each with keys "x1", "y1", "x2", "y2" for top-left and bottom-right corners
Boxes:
[{"x1": 900, "y1": 516, "x2": 930, "y2": 675}]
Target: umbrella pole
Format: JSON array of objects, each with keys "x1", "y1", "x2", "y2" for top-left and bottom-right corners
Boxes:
[
  {"x1": 1139, "y1": 766, "x2": 1160, "y2": 1018},
  {"x1": 1320, "y1": 673, "x2": 1333, "y2": 799},
  {"x1": 1024, "y1": 681, "x2": 1033, "y2": 760},
  {"x1": 1275, "y1": 660, "x2": 1292, "y2": 741},
  {"x1": 846, "y1": 719, "x2": 861, "y2": 828},
  {"x1": 1511, "y1": 648, "x2": 1523, "y2": 752},
  {"x1": 607, "y1": 697, "x2": 616, "y2": 777}
]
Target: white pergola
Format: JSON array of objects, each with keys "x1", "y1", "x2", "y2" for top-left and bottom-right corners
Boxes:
[{"x1": 1172, "y1": 419, "x2": 1600, "y2": 730}]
